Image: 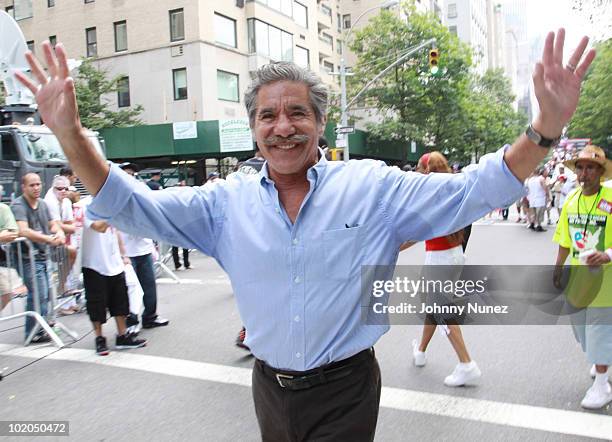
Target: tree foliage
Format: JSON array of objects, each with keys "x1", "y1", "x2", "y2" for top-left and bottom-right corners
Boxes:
[
  {"x1": 345, "y1": 2, "x2": 526, "y2": 164},
  {"x1": 569, "y1": 38, "x2": 611, "y2": 149},
  {"x1": 463, "y1": 69, "x2": 527, "y2": 163},
  {"x1": 348, "y1": 5, "x2": 472, "y2": 151},
  {"x1": 75, "y1": 58, "x2": 143, "y2": 130}
]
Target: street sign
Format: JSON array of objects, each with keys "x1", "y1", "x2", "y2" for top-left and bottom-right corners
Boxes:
[
  {"x1": 335, "y1": 138, "x2": 347, "y2": 148},
  {"x1": 335, "y1": 126, "x2": 355, "y2": 134}
]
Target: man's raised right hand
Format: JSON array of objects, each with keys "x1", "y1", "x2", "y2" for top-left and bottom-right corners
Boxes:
[{"x1": 14, "y1": 41, "x2": 83, "y2": 140}]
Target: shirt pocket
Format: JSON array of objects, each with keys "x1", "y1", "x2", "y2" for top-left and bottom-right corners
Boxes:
[{"x1": 322, "y1": 225, "x2": 364, "y2": 281}]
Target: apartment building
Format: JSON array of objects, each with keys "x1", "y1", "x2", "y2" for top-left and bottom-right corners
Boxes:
[
  {"x1": 445, "y1": 0, "x2": 489, "y2": 74},
  {"x1": 1, "y1": 0, "x2": 346, "y2": 125},
  {"x1": 485, "y1": 0, "x2": 504, "y2": 70}
]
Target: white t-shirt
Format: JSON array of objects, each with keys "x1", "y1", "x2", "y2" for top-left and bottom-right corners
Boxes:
[
  {"x1": 81, "y1": 204, "x2": 124, "y2": 276},
  {"x1": 526, "y1": 176, "x2": 547, "y2": 208},
  {"x1": 120, "y1": 233, "x2": 154, "y2": 258},
  {"x1": 44, "y1": 189, "x2": 74, "y2": 222}
]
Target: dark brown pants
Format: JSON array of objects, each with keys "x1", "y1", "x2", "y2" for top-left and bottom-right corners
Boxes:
[{"x1": 252, "y1": 350, "x2": 382, "y2": 442}]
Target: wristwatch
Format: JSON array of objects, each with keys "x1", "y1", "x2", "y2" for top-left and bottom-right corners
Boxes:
[{"x1": 525, "y1": 124, "x2": 560, "y2": 148}]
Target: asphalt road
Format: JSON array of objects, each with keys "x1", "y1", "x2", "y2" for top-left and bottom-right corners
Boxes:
[{"x1": 0, "y1": 213, "x2": 610, "y2": 441}]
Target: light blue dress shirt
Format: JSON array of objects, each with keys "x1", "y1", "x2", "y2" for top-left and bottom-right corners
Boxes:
[{"x1": 88, "y1": 146, "x2": 524, "y2": 370}]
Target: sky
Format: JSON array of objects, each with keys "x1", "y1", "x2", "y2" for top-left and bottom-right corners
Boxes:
[{"x1": 527, "y1": 0, "x2": 608, "y2": 53}]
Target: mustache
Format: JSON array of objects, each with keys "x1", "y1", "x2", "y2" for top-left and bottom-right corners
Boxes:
[{"x1": 263, "y1": 134, "x2": 310, "y2": 145}]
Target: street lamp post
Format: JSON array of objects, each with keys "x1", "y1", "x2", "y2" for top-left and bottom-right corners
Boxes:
[{"x1": 338, "y1": 0, "x2": 400, "y2": 162}]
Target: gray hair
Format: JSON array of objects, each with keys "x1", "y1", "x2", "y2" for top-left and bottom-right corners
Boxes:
[
  {"x1": 244, "y1": 62, "x2": 328, "y2": 127},
  {"x1": 52, "y1": 175, "x2": 70, "y2": 188}
]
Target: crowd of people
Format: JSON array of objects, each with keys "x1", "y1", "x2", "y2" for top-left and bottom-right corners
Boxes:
[
  {"x1": 2, "y1": 28, "x2": 608, "y2": 440},
  {"x1": 0, "y1": 167, "x2": 169, "y2": 353}
]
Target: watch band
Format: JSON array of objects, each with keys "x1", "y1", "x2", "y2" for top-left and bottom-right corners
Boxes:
[{"x1": 525, "y1": 124, "x2": 560, "y2": 148}]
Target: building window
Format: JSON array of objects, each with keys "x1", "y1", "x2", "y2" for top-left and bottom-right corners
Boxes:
[
  {"x1": 173, "y1": 68, "x2": 187, "y2": 100},
  {"x1": 117, "y1": 77, "x2": 130, "y2": 107},
  {"x1": 336, "y1": 13, "x2": 341, "y2": 32},
  {"x1": 320, "y1": 4, "x2": 332, "y2": 19},
  {"x1": 258, "y1": 0, "x2": 292, "y2": 16},
  {"x1": 342, "y1": 14, "x2": 351, "y2": 29},
  {"x1": 26, "y1": 40, "x2": 34, "y2": 53},
  {"x1": 295, "y1": 46, "x2": 309, "y2": 68},
  {"x1": 319, "y1": 32, "x2": 333, "y2": 50},
  {"x1": 48, "y1": 0, "x2": 55, "y2": 7},
  {"x1": 49, "y1": 36, "x2": 57, "y2": 48},
  {"x1": 86, "y1": 27, "x2": 97, "y2": 57},
  {"x1": 114, "y1": 21, "x2": 128, "y2": 52},
  {"x1": 214, "y1": 13, "x2": 237, "y2": 48},
  {"x1": 247, "y1": 19, "x2": 293, "y2": 62},
  {"x1": 323, "y1": 61, "x2": 334, "y2": 74},
  {"x1": 294, "y1": 2, "x2": 307, "y2": 29},
  {"x1": 169, "y1": 8, "x2": 185, "y2": 42},
  {"x1": 337, "y1": 39, "x2": 342, "y2": 55},
  {"x1": 84, "y1": 0, "x2": 95, "y2": 3},
  {"x1": 449, "y1": 25, "x2": 457, "y2": 36},
  {"x1": 448, "y1": 3, "x2": 457, "y2": 18},
  {"x1": 217, "y1": 70, "x2": 239, "y2": 102},
  {"x1": 13, "y1": 1, "x2": 33, "y2": 20},
  {"x1": 5, "y1": 6, "x2": 14, "y2": 18}
]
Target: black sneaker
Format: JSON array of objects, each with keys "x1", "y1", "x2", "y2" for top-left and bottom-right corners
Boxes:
[
  {"x1": 535, "y1": 225, "x2": 546, "y2": 232},
  {"x1": 126, "y1": 313, "x2": 139, "y2": 328},
  {"x1": 235, "y1": 327, "x2": 250, "y2": 351},
  {"x1": 528, "y1": 223, "x2": 535, "y2": 230},
  {"x1": 142, "y1": 316, "x2": 169, "y2": 329},
  {"x1": 115, "y1": 334, "x2": 147, "y2": 350},
  {"x1": 96, "y1": 336, "x2": 109, "y2": 356},
  {"x1": 30, "y1": 332, "x2": 52, "y2": 344}
]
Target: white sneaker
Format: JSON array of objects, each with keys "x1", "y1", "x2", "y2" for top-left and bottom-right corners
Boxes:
[
  {"x1": 580, "y1": 382, "x2": 612, "y2": 409},
  {"x1": 412, "y1": 339, "x2": 426, "y2": 367},
  {"x1": 444, "y1": 361, "x2": 482, "y2": 387},
  {"x1": 126, "y1": 324, "x2": 141, "y2": 335}
]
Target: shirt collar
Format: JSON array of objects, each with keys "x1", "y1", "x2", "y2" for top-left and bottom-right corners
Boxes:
[{"x1": 259, "y1": 147, "x2": 328, "y2": 187}]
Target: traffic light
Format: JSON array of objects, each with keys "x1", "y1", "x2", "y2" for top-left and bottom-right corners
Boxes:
[{"x1": 429, "y1": 48, "x2": 439, "y2": 74}]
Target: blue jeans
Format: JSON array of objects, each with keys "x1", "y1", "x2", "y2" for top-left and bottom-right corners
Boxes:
[
  {"x1": 130, "y1": 253, "x2": 157, "y2": 323},
  {"x1": 21, "y1": 261, "x2": 49, "y2": 338}
]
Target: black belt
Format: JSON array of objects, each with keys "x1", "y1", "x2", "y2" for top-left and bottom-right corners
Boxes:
[{"x1": 258, "y1": 348, "x2": 374, "y2": 391}]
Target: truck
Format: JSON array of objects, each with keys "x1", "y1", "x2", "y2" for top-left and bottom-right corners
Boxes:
[{"x1": 0, "y1": 110, "x2": 105, "y2": 202}]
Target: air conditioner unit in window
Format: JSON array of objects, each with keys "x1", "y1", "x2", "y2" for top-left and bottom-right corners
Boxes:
[
  {"x1": 236, "y1": 0, "x2": 245, "y2": 7},
  {"x1": 170, "y1": 45, "x2": 184, "y2": 57}
]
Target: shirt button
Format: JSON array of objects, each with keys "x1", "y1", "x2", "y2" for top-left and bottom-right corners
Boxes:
[
  {"x1": 294, "y1": 315, "x2": 300, "y2": 322},
  {"x1": 294, "y1": 276, "x2": 301, "y2": 284},
  {"x1": 275, "y1": 208, "x2": 281, "y2": 213},
  {"x1": 292, "y1": 238, "x2": 299, "y2": 245},
  {"x1": 296, "y1": 352, "x2": 301, "y2": 358}
]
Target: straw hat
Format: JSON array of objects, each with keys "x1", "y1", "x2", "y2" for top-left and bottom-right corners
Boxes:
[{"x1": 563, "y1": 145, "x2": 612, "y2": 180}]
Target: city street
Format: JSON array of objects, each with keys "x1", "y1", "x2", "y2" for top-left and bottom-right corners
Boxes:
[{"x1": 1, "y1": 215, "x2": 611, "y2": 441}]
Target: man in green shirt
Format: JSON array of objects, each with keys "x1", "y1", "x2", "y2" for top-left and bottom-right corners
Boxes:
[{"x1": 553, "y1": 145, "x2": 612, "y2": 409}]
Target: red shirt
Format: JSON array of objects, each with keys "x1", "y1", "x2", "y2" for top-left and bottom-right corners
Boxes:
[{"x1": 425, "y1": 235, "x2": 462, "y2": 251}]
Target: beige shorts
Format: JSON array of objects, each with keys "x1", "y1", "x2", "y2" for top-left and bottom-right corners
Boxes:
[{"x1": 0, "y1": 266, "x2": 26, "y2": 295}]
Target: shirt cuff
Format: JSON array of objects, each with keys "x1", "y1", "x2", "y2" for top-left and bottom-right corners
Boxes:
[
  {"x1": 478, "y1": 145, "x2": 526, "y2": 208},
  {"x1": 86, "y1": 162, "x2": 136, "y2": 221},
  {"x1": 606, "y1": 248, "x2": 612, "y2": 262}
]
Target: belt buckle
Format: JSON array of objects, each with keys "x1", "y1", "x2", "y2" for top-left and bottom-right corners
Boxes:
[{"x1": 275, "y1": 373, "x2": 294, "y2": 388}]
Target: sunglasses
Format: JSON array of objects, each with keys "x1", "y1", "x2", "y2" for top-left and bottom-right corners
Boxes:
[{"x1": 54, "y1": 186, "x2": 68, "y2": 191}]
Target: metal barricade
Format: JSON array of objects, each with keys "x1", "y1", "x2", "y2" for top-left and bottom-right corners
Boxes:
[
  {"x1": 0, "y1": 238, "x2": 78, "y2": 347},
  {"x1": 154, "y1": 242, "x2": 181, "y2": 282}
]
